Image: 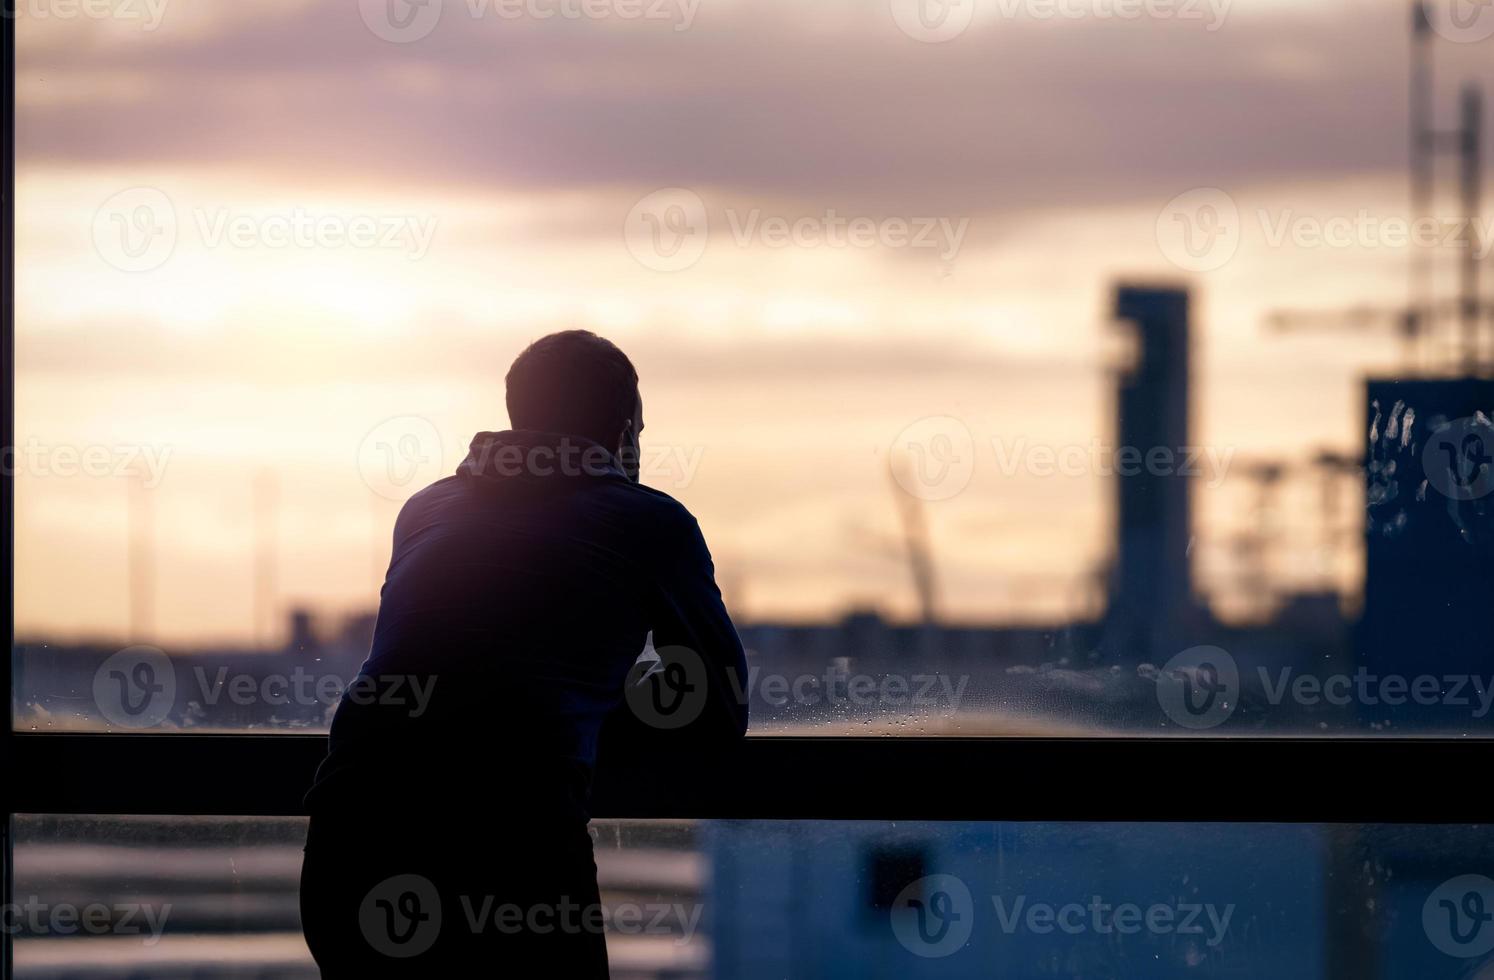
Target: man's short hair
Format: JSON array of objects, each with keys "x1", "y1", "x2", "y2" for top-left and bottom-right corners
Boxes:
[{"x1": 505, "y1": 330, "x2": 640, "y2": 446}]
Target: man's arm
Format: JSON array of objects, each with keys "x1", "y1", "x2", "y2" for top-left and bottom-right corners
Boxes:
[{"x1": 645, "y1": 511, "x2": 750, "y2": 742}]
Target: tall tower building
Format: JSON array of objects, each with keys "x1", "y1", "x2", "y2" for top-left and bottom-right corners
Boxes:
[{"x1": 1106, "y1": 284, "x2": 1197, "y2": 662}]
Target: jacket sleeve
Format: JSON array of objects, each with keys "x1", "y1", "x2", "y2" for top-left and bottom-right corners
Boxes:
[{"x1": 648, "y1": 511, "x2": 750, "y2": 741}]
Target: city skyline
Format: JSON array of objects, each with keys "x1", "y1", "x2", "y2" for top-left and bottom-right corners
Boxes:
[{"x1": 12, "y1": 0, "x2": 1494, "y2": 643}]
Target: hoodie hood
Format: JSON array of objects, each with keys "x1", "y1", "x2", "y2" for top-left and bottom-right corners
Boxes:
[{"x1": 456, "y1": 429, "x2": 628, "y2": 485}]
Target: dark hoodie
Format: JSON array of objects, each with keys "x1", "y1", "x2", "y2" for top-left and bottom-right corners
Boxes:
[{"x1": 305, "y1": 429, "x2": 748, "y2": 822}]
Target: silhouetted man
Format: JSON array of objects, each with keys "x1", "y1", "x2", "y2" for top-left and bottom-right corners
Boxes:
[{"x1": 300, "y1": 331, "x2": 748, "y2": 977}]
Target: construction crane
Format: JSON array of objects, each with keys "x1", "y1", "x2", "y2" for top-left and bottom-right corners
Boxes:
[
  {"x1": 1307, "y1": 449, "x2": 1362, "y2": 588},
  {"x1": 1265, "y1": 304, "x2": 1424, "y2": 368},
  {"x1": 887, "y1": 461, "x2": 940, "y2": 626},
  {"x1": 1264, "y1": 2, "x2": 1491, "y2": 378},
  {"x1": 1225, "y1": 452, "x2": 1364, "y2": 619},
  {"x1": 1265, "y1": 299, "x2": 1493, "y2": 372},
  {"x1": 1230, "y1": 461, "x2": 1287, "y2": 622}
]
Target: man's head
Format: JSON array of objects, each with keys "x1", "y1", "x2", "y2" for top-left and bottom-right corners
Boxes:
[{"x1": 505, "y1": 330, "x2": 643, "y2": 467}]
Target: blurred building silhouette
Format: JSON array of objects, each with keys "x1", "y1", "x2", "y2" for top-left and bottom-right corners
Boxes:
[
  {"x1": 1103, "y1": 284, "x2": 1206, "y2": 664},
  {"x1": 1358, "y1": 377, "x2": 1494, "y2": 727}
]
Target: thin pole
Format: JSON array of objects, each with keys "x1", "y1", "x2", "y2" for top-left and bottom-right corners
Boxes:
[
  {"x1": 128, "y1": 468, "x2": 155, "y2": 641},
  {"x1": 1411, "y1": 1, "x2": 1434, "y2": 372},
  {"x1": 1459, "y1": 86, "x2": 1483, "y2": 375}
]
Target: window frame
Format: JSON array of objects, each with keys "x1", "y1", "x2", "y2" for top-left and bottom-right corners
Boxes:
[{"x1": 1, "y1": 7, "x2": 1491, "y2": 976}]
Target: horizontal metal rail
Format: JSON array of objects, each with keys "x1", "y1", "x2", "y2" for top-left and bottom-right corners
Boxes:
[{"x1": 6, "y1": 733, "x2": 1491, "y2": 822}]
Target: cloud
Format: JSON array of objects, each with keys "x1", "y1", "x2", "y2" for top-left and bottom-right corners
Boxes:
[
  {"x1": 15, "y1": 314, "x2": 1084, "y2": 382},
  {"x1": 16, "y1": 0, "x2": 1464, "y2": 217}
]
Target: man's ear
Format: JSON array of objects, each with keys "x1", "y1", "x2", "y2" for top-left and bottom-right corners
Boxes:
[{"x1": 617, "y1": 419, "x2": 641, "y2": 482}]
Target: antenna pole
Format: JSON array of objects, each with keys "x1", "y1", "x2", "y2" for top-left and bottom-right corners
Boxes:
[
  {"x1": 1411, "y1": 1, "x2": 1434, "y2": 371},
  {"x1": 1458, "y1": 86, "x2": 1483, "y2": 375},
  {"x1": 127, "y1": 468, "x2": 155, "y2": 642}
]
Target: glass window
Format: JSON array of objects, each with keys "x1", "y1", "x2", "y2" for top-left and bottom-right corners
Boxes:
[
  {"x1": 12, "y1": 816, "x2": 1494, "y2": 977},
  {"x1": 12, "y1": 2, "x2": 1494, "y2": 735}
]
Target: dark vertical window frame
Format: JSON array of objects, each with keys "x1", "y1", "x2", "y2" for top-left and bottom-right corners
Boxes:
[{"x1": 3, "y1": 4, "x2": 18, "y2": 977}]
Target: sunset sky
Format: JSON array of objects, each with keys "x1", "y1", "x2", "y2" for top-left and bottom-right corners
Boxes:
[{"x1": 12, "y1": 0, "x2": 1494, "y2": 644}]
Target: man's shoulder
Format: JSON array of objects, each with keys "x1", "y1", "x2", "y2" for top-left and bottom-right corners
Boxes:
[
  {"x1": 394, "y1": 472, "x2": 701, "y2": 548},
  {"x1": 610, "y1": 480, "x2": 701, "y2": 534},
  {"x1": 395, "y1": 475, "x2": 464, "y2": 522}
]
